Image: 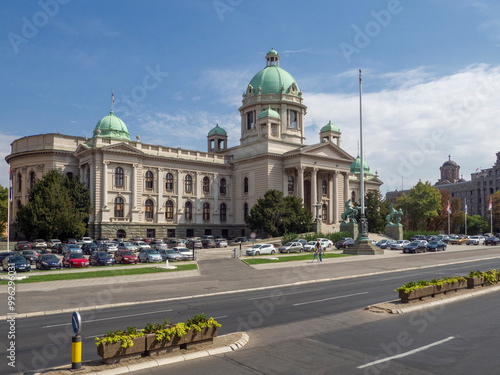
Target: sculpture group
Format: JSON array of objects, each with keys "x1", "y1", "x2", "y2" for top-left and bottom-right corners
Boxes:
[
  {"x1": 341, "y1": 199, "x2": 358, "y2": 224},
  {"x1": 386, "y1": 203, "x2": 403, "y2": 226}
]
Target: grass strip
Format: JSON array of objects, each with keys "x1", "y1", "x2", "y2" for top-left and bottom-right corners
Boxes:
[
  {"x1": 0, "y1": 263, "x2": 198, "y2": 284},
  {"x1": 242, "y1": 253, "x2": 352, "y2": 264}
]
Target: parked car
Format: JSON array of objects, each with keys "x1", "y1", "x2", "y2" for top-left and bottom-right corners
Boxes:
[
  {"x1": 246, "y1": 244, "x2": 276, "y2": 255},
  {"x1": 186, "y1": 239, "x2": 202, "y2": 249},
  {"x1": 82, "y1": 242, "x2": 99, "y2": 255},
  {"x1": 133, "y1": 241, "x2": 151, "y2": 250},
  {"x1": 158, "y1": 248, "x2": 183, "y2": 261},
  {"x1": 278, "y1": 242, "x2": 303, "y2": 253},
  {"x1": 66, "y1": 238, "x2": 77, "y2": 244},
  {"x1": 426, "y1": 240, "x2": 447, "y2": 252},
  {"x1": 390, "y1": 240, "x2": 410, "y2": 250},
  {"x1": 99, "y1": 242, "x2": 119, "y2": 253},
  {"x1": 379, "y1": 240, "x2": 395, "y2": 250},
  {"x1": 303, "y1": 241, "x2": 317, "y2": 252},
  {"x1": 410, "y1": 235, "x2": 427, "y2": 241},
  {"x1": 114, "y1": 250, "x2": 139, "y2": 264},
  {"x1": 317, "y1": 238, "x2": 333, "y2": 248},
  {"x1": 484, "y1": 237, "x2": 500, "y2": 245},
  {"x1": 0, "y1": 252, "x2": 17, "y2": 263},
  {"x1": 201, "y1": 239, "x2": 216, "y2": 248},
  {"x1": 35, "y1": 254, "x2": 61, "y2": 270},
  {"x1": 173, "y1": 247, "x2": 193, "y2": 260},
  {"x1": 117, "y1": 242, "x2": 140, "y2": 253},
  {"x1": 138, "y1": 249, "x2": 162, "y2": 263},
  {"x1": 149, "y1": 239, "x2": 166, "y2": 250},
  {"x1": 80, "y1": 237, "x2": 93, "y2": 244},
  {"x1": 62, "y1": 244, "x2": 83, "y2": 255},
  {"x1": 403, "y1": 241, "x2": 427, "y2": 254},
  {"x1": 233, "y1": 237, "x2": 248, "y2": 243},
  {"x1": 215, "y1": 239, "x2": 228, "y2": 248},
  {"x1": 375, "y1": 239, "x2": 391, "y2": 248},
  {"x1": 166, "y1": 238, "x2": 184, "y2": 247},
  {"x1": 449, "y1": 235, "x2": 466, "y2": 245},
  {"x1": 2, "y1": 255, "x2": 31, "y2": 272},
  {"x1": 32, "y1": 239, "x2": 47, "y2": 249},
  {"x1": 14, "y1": 241, "x2": 32, "y2": 251},
  {"x1": 466, "y1": 236, "x2": 485, "y2": 245},
  {"x1": 62, "y1": 253, "x2": 90, "y2": 268},
  {"x1": 18, "y1": 250, "x2": 40, "y2": 264},
  {"x1": 335, "y1": 237, "x2": 354, "y2": 249},
  {"x1": 89, "y1": 251, "x2": 115, "y2": 266},
  {"x1": 48, "y1": 239, "x2": 61, "y2": 249},
  {"x1": 293, "y1": 239, "x2": 308, "y2": 247}
]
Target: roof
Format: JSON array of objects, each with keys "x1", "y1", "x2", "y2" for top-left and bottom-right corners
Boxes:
[
  {"x1": 350, "y1": 155, "x2": 370, "y2": 174},
  {"x1": 320, "y1": 120, "x2": 340, "y2": 133},
  {"x1": 93, "y1": 111, "x2": 130, "y2": 141},
  {"x1": 208, "y1": 124, "x2": 227, "y2": 136},
  {"x1": 258, "y1": 105, "x2": 280, "y2": 119}
]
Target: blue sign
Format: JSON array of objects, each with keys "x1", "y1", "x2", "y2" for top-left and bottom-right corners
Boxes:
[{"x1": 72, "y1": 311, "x2": 82, "y2": 336}]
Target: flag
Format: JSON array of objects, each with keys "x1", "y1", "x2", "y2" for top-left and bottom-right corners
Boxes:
[
  {"x1": 112, "y1": 89, "x2": 115, "y2": 103},
  {"x1": 446, "y1": 201, "x2": 451, "y2": 214},
  {"x1": 465, "y1": 202, "x2": 467, "y2": 215},
  {"x1": 476, "y1": 168, "x2": 480, "y2": 172},
  {"x1": 9, "y1": 167, "x2": 12, "y2": 202},
  {"x1": 488, "y1": 198, "x2": 492, "y2": 211}
]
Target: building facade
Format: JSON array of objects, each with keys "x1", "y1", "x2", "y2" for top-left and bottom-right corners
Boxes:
[{"x1": 6, "y1": 49, "x2": 382, "y2": 240}]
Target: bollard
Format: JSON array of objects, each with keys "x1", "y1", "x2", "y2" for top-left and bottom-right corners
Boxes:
[
  {"x1": 72, "y1": 335, "x2": 82, "y2": 369},
  {"x1": 233, "y1": 248, "x2": 237, "y2": 258}
]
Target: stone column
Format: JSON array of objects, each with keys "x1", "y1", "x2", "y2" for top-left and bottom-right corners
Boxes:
[
  {"x1": 311, "y1": 167, "x2": 318, "y2": 209},
  {"x1": 131, "y1": 164, "x2": 140, "y2": 222},
  {"x1": 297, "y1": 166, "x2": 305, "y2": 202},
  {"x1": 213, "y1": 174, "x2": 219, "y2": 224},
  {"x1": 332, "y1": 171, "x2": 338, "y2": 223},
  {"x1": 343, "y1": 172, "x2": 350, "y2": 206},
  {"x1": 157, "y1": 168, "x2": 163, "y2": 223},
  {"x1": 89, "y1": 163, "x2": 95, "y2": 222},
  {"x1": 283, "y1": 169, "x2": 288, "y2": 195}
]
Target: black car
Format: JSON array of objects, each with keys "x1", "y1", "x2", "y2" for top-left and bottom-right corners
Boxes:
[
  {"x1": 35, "y1": 254, "x2": 62, "y2": 270},
  {"x1": 410, "y1": 235, "x2": 426, "y2": 242},
  {"x1": 82, "y1": 242, "x2": 99, "y2": 255},
  {"x1": 18, "y1": 250, "x2": 40, "y2": 264},
  {"x1": 2, "y1": 255, "x2": 31, "y2": 272},
  {"x1": 403, "y1": 241, "x2": 427, "y2": 254},
  {"x1": 484, "y1": 237, "x2": 500, "y2": 245},
  {"x1": 0, "y1": 252, "x2": 17, "y2": 263},
  {"x1": 14, "y1": 241, "x2": 32, "y2": 251},
  {"x1": 426, "y1": 240, "x2": 447, "y2": 252},
  {"x1": 335, "y1": 237, "x2": 354, "y2": 249},
  {"x1": 89, "y1": 251, "x2": 115, "y2": 266}
]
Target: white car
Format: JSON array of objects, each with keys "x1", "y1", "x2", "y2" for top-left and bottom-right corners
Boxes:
[
  {"x1": 173, "y1": 247, "x2": 193, "y2": 260},
  {"x1": 32, "y1": 239, "x2": 47, "y2": 248},
  {"x1": 390, "y1": 240, "x2": 410, "y2": 250},
  {"x1": 48, "y1": 239, "x2": 61, "y2": 249},
  {"x1": 303, "y1": 241, "x2": 317, "y2": 252},
  {"x1": 80, "y1": 237, "x2": 93, "y2": 244},
  {"x1": 134, "y1": 241, "x2": 151, "y2": 250},
  {"x1": 215, "y1": 239, "x2": 228, "y2": 248},
  {"x1": 317, "y1": 238, "x2": 333, "y2": 248},
  {"x1": 466, "y1": 236, "x2": 485, "y2": 245},
  {"x1": 246, "y1": 244, "x2": 276, "y2": 256}
]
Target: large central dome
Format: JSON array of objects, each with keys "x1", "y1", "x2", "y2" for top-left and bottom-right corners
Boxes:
[
  {"x1": 247, "y1": 49, "x2": 300, "y2": 95},
  {"x1": 93, "y1": 110, "x2": 131, "y2": 141}
]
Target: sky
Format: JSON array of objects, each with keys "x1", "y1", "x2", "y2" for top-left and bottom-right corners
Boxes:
[{"x1": 1, "y1": 0, "x2": 500, "y2": 195}]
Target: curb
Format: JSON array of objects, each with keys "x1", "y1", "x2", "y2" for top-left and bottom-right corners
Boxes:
[{"x1": 34, "y1": 332, "x2": 249, "y2": 375}]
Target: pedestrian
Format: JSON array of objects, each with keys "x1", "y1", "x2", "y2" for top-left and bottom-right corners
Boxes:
[
  {"x1": 313, "y1": 240, "x2": 321, "y2": 262},
  {"x1": 318, "y1": 242, "x2": 323, "y2": 262}
]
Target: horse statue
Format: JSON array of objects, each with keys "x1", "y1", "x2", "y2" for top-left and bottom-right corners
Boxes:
[
  {"x1": 341, "y1": 199, "x2": 358, "y2": 224},
  {"x1": 386, "y1": 204, "x2": 403, "y2": 226}
]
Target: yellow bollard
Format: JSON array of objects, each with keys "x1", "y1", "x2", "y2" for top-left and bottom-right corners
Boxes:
[{"x1": 72, "y1": 335, "x2": 82, "y2": 369}]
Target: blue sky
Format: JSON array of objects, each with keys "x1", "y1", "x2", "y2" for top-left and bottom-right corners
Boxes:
[{"x1": 2, "y1": 0, "x2": 500, "y2": 194}]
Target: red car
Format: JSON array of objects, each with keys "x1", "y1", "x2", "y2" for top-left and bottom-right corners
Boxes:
[
  {"x1": 62, "y1": 253, "x2": 90, "y2": 268},
  {"x1": 114, "y1": 250, "x2": 138, "y2": 264}
]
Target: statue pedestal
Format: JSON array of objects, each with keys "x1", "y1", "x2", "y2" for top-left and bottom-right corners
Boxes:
[
  {"x1": 340, "y1": 222, "x2": 358, "y2": 240},
  {"x1": 385, "y1": 225, "x2": 403, "y2": 241},
  {"x1": 343, "y1": 238, "x2": 384, "y2": 255}
]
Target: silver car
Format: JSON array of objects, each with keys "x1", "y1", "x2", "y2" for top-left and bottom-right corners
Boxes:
[
  {"x1": 158, "y1": 249, "x2": 182, "y2": 261},
  {"x1": 173, "y1": 247, "x2": 193, "y2": 260},
  {"x1": 246, "y1": 244, "x2": 276, "y2": 256},
  {"x1": 138, "y1": 249, "x2": 162, "y2": 263},
  {"x1": 278, "y1": 242, "x2": 303, "y2": 253},
  {"x1": 117, "y1": 242, "x2": 139, "y2": 252}
]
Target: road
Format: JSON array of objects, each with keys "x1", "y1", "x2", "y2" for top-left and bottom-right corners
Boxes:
[{"x1": 1, "y1": 249, "x2": 500, "y2": 374}]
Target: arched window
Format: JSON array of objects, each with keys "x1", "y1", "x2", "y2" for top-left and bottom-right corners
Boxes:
[
  {"x1": 322, "y1": 180, "x2": 327, "y2": 195},
  {"x1": 288, "y1": 176, "x2": 294, "y2": 193},
  {"x1": 145, "y1": 199, "x2": 154, "y2": 219},
  {"x1": 351, "y1": 190, "x2": 356, "y2": 203},
  {"x1": 184, "y1": 175, "x2": 192, "y2": 193},
  {"x1": 244, "y1": 203, "x2": 249, "y2": 219},
  {"x1": 86, "y1": 166, "x2": 90, "y2": 189},
  {"x1": 145, "y1": 171, "x2": 154, "y2": 190},
  {"x1": 165, "y1": 173, "x2": 174, "y2": 191},
  {"x1": 115, "y1": 167, "x2": 124, "y2": 187},
  {"x1": 220, "y1": 203, "x2": 227, "y2": 221},
  {"x1": 29, "y1": 171, "x2": 36, "y2": 189},
  {"x1": 244, "y1": 177, "x2": 249, "y2": 193},
  {"x1": 220, "y1": 178, "x2": 226, "y2": 194},
  {"x1": 165, "y1": 200, "x2": 174, "y2": 220},
  {"x1": 203, "y1": 202, "x2": 210, "y2": 221},
  {"x1": 117, "y1": 229, "x2": 126, "y2": 238},
  {"x1": 17, "y1": 173, "x2": 22, "y2": 192},
  {"x1": 17, "y1": 200, "x2": 22, "y2": 210},
  {"x1": 114, "y1": 197, "x2": 124, "y2": 217},
  {"x1": 185, "y1": 201, "x2": 192, "y2": 220},
  {"x1": 290, "y1": 110, "x2": 297, "y2": 128},
  {"x1": 322, "y1": 204, "x2": 327, "y2": 222},
  {"x1": 203, "y1": 176, "x2": 210, "y2": 193}
]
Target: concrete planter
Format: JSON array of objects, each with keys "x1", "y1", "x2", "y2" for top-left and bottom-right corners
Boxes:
[
  {"x1": 399, "y1": 285, "x2": 436, "y2": 303},
  {"x1": 144, "y1": 326, "x2": 218, "y2": 355},
  {"x1": 434, "y1": 281, "x2": 468, "y2": 294},
  {"x1": 97, "y1": 336, "x2": 146, "y2": 364}
]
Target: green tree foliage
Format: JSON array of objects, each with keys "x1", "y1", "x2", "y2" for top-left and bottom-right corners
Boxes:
[
  {"x1": 0, "y1": 185, "x2": 8, "y2": 234},
  {"x1": 464, "y1": 215, "x2": 489, "y2": 235},
  {"x1": 245, "y1": 190, "x2": 313, "y2": 237},
  {"x1": 364, "y1": 190, "x2": 390, "y2": 233},
  {"x1": 489, "y1": 191, "x2": 500, "y2": 234},
  {"x1": 396, "y1": 181, "x2": 442, "y2": 231},
  {"x1": 429, "y1": 189, "x2": 461, "y2": 233},
  {"x1": 14, "y1": 170, "x2": 91, "y2": 240}
]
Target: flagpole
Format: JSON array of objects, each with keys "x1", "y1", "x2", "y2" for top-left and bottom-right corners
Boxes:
[
  {"x1": 7, "y1": 165, "x2": 11, "y2": 251},
  {"x1": 464, "y1": 198, "x2": 467, "y2": 236},
  {"x1": 448, "y1": 211, "x2": 450, "y2": 235},
  {"x1": 111, "y1": 89, "x2": 114, "y2": 112}
]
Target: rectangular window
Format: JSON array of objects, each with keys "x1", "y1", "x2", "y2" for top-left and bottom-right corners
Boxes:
[
  {"x1": 186, "y1": 229, "x2": 194, "y2": 238},
  {"x1": 147, "y1": 229, "x2": 155, "y2": 238},
  {"x1": 167, "y1": 229, "x2": 175, "y2": 238},
  {"x1": 246, "y1": 112, "x2": 254, "y2": 130}
]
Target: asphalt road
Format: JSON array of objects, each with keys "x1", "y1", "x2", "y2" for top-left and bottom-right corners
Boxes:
[{"x1": 2, "y1": 255, "x2": 500, "y2": 374}]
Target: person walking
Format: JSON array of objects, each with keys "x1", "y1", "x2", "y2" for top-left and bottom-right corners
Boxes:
[
  {"x1": 313, "y1": 240, "x2": 321, "y2": 262},
  {"x1": 318, "y1": 242, "x2": 323, "y2": 263}
]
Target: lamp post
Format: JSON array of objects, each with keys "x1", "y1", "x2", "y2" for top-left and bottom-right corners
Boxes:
[{"x1": 357, "y1": 69, "x2": 369, "y2": 241}]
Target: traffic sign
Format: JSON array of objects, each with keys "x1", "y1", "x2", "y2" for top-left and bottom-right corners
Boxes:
[
  {"x1": 72, "y1": 311, "x2": 82, "y2": 336},
  {"x1": 250, "y1": 232, "x2": 256, "y2": 239}
]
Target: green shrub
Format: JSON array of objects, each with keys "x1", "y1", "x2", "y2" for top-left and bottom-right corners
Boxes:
[
  {"x1": 281, "y1": 232, "x2": 298, "y2": 245},
  {"x1": 403, "y1": 230, "x2": 439, "y2": 241}
]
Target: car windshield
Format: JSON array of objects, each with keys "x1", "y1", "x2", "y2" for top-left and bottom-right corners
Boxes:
[
  {"x1": 69, "y1": 254, "x2": 85, "y2": 259},
  {"x1": 410, "y1": 241, "x2": 420, "y2": 245},
  {"x1": 429, "y1": 241, "x2": 438, "y2": 245},
  {"x1": 284, "y1": 243, "x2": 293, "y2": 246},
  {"x1": 120, "y1": 251, "x2": 134, "y2": 255},
  {"x1": 41, "y1": 254, "x2": 58, "y2": 261},
  {"x1": 22, "y1": 251, "x2": 37, "y2": 255},
  {"x1": 97, "y1": 252, "x2": 110, "y2": 257},
  {"x1": 8, "y1": 256, "x2": 26, "y2": 262},
  {"x1": 166, "y1": 250, "x2": 177, "y2": 254},
  {"x1": 146, "y1": 250, "x2": 157, "y2": 254}
]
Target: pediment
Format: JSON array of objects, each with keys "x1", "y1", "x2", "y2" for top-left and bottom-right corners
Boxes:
[
  {"x1": 284, "y1": 142, "x2": 355, "y2": 162},
  {"x1": 101, "y1": 143, "x2": 146, "y2": 155}
]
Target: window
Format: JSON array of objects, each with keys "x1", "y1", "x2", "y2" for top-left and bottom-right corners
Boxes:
[
  {"x1": 86, "y1": 166, "x2": 90, "y2": 189},
  {"x1": 322, "y1": 180, "x2": 327, "y2": 195},
  {"x1": 185, "y1": 201, "x2": 192, "y2": 220},
  {"x1": 220, "y1": 203, "x2": 227, "y2": 221},
  {"x1": 246, "y1": 112, "x2": 254, "y2": 130},
  {"x1": 288, "y1": 176, "x2": 294, "y2": 193},
  {"x1": 322, "y1": 204, "x2": 327, "y2": 222},
  {"x1": 351, "y1": 190, "x2": 356, "y2": 203},
  {"x1": 203, "y1": 202, "x2": 210, "y2": 221},
  {"x1": 17, "y1": 173, "x2": 22, "y2": 192},
  {"x1": 117, "y1": 229, "x2": 126, "y2": 238},
  {"x1": 114, "y1": 197, "x2": 124, "y2": 217},
  {"x1": 145, "y1": 199, "x2": 154, "y2": 219},
  {"x1": 66, "y1": 172, "x2": 73, "y2": 180},
  {"x1": 184, "y1": 175, "x2": 192, "y2": 193},
  {"x1": 290, "y1": 110, "x2": 297, "y2": 128},
  {"x1": 145, "y1": 171, "x2": 154, "y2": 190},
  {"x1": 165, "y1": 200, "x2": 174, "y2": 220},
  {"x1": 115, "y1": 167, "x2": 124, "y2": 187},
  {"x1": 167, "y1": 229, "x2": 175, "y2": 238},
  {"x1": 220, "y1": 178, "x2": 226, "y2": 194},
  {"x1": 203, "y1": 176, "x2": 210, "y2": 193},
  {"x1": 244, "y1": 177, "x2": 249, "y2": 193},
  {"x1": 244, "y1": 203, "x2": 249, "y2": 220},
  {"x1": 29, "y1": 171, "x2": 36, "y2": 189},
  {"x1": 165, "y1": 173, "x2": 174, "y2": 191}
]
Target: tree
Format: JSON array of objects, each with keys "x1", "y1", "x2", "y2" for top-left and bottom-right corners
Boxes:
[
  {"x1": 489, "y1": 191, "x2": 500, "y2": 234},
  {"x1": 429, "y1": 189, "x2": 461, "y2": 233},
  {"x1": 245, "y1": 190, "x2": 313, "y2": 237},
  {"x1": 14, "y1": 170, "x2": 91, "y2": 240},
  {"x1": 396, "y1": 181, "x2": 442, "y2": 231},
  {"x1": 0, "y1": 185, "x2": 7, "y2": 235},
  {"x1": 364, "y1": 190, "x2": 390, "y2": 233},
  {"x1": 465, "y1": 215, "x2": 489, "y2": 235}
]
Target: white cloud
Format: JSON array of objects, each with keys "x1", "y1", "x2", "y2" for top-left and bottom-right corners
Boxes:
[{"x1": 0, "y1": 133, "x2": 18, "y2": 187}]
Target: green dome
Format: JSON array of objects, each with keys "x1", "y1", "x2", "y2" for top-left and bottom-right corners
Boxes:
[
  {"x1": 267, "y1": 48, "x2": 278, "y2": 55},
  {"x1": 259, "y1": 105, "x2": 280, "y2": 119},
  {"x1": 248, "y1": 66, "x2": 299, "y2": 95},
  {"x1": 321, "y1": 120, "x2": 340, "y2": 133},
  {"x1": 208, "y1": 123, "x2": 227, "y2": 136},
  {"x1": 93, "y1": 111, "x2": 130, "y2": 141},
  {"x1": 350, "y1": 156, "x2": 370, "y2": 174}
]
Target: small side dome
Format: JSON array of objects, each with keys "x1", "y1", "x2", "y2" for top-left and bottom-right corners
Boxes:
[
  {"x1": 267, "y1": 48, "x2": 278, "y2": 56},
  {"x1": 320, "y1": 120, "x2": 340, "y2": 133},
  {"x1": 350, "y1": 155, "x2": 370, "y2": 174},
  {"x1": 93, "y1": 110, "x2": 130, "y2": 141},
  {"x1": 208, "y1": 123, "x2": 227, "y2": 136},
  {"x1": 259, "y1": 105, "x2": 280, "y2": 119}
]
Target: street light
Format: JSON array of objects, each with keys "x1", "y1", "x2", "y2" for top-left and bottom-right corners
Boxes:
[{"x1": 358, "y1": 69, "x2": 369, "y2": 241}]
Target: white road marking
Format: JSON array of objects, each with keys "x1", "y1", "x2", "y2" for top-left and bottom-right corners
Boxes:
[
  {"x1": 42, "y1": 309, "x2": 173, "y2": 328},
  {"x1": 292, "y1": 292, "x2": 368, "y2": 306},
  {"x1": 357, "y1": 336, "x2": 456, "y2": 369},
  {"x1": 248, "y1": 288, "x2": 325, "y2": 301},
  {"x1": 213, "y1": 315, "x2": 227, "y2": 319}
]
